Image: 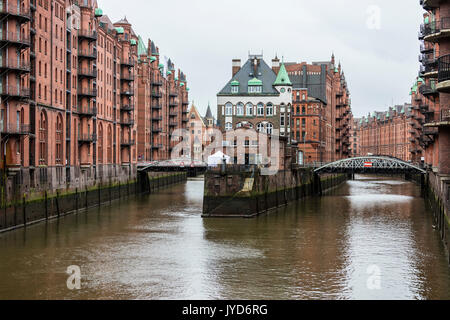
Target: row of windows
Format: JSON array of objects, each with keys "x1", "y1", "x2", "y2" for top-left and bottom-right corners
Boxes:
[{"x1": 224, "y1": 102, "x2": 283, "y2": 117}]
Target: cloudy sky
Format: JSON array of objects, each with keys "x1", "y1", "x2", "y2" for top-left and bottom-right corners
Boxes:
[{"x1": 99, "y1": 0, "x2": 423, "y2": 118}]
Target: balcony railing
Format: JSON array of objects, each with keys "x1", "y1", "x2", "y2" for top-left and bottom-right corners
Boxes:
[
  {"x1": 0, "y1": 5, "x2": 31, "y2": 20},
  {"x1": 442, "y1": 108, "x2": 450, "y2": 122},
  {"x1": 76, "y1": 106, "x2": 97, "y2": 116},
  {"x1": 0, "y1": 32, "x2": 31, "y2": 46},
  {"x1": 120, "y1": 73, "x2": 134, "y2": 81},
  {"x1": 121, "y1": 58, "x2": 135, "y2": 67},
  {"x1": 120, "y1": 104, "x2": 134, "y2": 111},
  {"x1": 78, "y1": 49, "x2": 97, "y2": 59},
  {"x1": 78, "y1": 68, "x2": 97, "y2": 77},
  {"x1": 152, "y1": 126, "x2": 162, "y2": 133},
  {"x1": 120, "y1": 118, "x2": 135, "y2": 126},
  {"x1": 419, "y1": 81, "x2": 437, "y2": 95},
  {"x1": 0, "y1": 59, "x2": 30, "y2": 72},
  {"x1": 0, "y1": 123, "x2": 31, "y2": 135},
  {"x1": 0, "y1": 85, "x2": 30, "y2": 98},
  {"x1": 120, "y1": 139, "x2": 135, "y2": 146},
  {"x1": 438, "y1": 54, "x2": 450, "y2": 82},
  {"x1": 78, "y1": 30, "x2": 98, "y2": 40},
  {"x1": 78, "y1": 88, "x2": 97, "y2": 97},
  {"x1": 78, "y1": 133, "x2": 96, "y2": 143},
  {"x1": 421, "y1": 17, "x2": 450, "y2": 38}
]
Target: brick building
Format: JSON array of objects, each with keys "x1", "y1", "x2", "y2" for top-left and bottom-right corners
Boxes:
[
  {"x1": 417, "y1": 0, "x2": 450, "y2": 175},
  {"x1": 186, "y1": 103, "x2": 216, "y2": 161},
  {"x1": 354, "y1": 104, "x2": 415, "y2": 161},
  {"x1": 216, "y1": 54, "x2": 293, "y2": 140},
  {"x1": 136, "y1": 37, "x2": 189, "y2": 162},
  {"x1": 0, "y1": 0, "x2": 189, "y2": 201},
  {"x1": 285, "y1": 54, "x2": 352, "y2": 164}
]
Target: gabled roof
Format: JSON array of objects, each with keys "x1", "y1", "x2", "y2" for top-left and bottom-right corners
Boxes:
[
  {"x1": 115, "y1": 17, "x2": 130, "y2": 25},
  {"x1": 274, "y1": 63, "x2": 292, "y2": 86},
  {"x1": 218, "y1": 58, "x2": 278, "y2": 95}
]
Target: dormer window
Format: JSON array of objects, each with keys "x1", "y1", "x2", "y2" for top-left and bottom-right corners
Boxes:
[
  {"x1": 248, "y1": 78, "x2": 262, "y2": 93},
  {"x1": 231, "y1": 80, "x2": 239, "y2": 94}
]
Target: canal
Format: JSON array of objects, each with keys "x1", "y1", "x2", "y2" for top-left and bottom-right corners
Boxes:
[{"x1": 0, "y1": 175, "x2": 449, "y2": 300}]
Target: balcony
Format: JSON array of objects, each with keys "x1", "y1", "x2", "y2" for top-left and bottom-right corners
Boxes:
[
  {"x1": 121, "y1": 87, "x2": 134, "y2": 96},
  {"x1": 152, "y1": 104, "x2": 162, "y2": 110},
  {"x1": 78, "y1": 30, "x2": 98, "y2": 41},
  {"x1": 78, "y1": 87, "x2": 97, "y2": 97},
  {"x1": 152, "y1": 79, "x2": 163, "y2": 86},
  {"x1": 0, "y1": 5, "x2": 31, "y2": 23},
  {"x1": 120, "y1": 104, "x2": 134, "y2": 111},
  {"x1": 420, "y1": 43, "x2": 433, "y2": 54},
  {"x1": 169, "y1": 91, "x2": 178, "y2": 97},
  {"x1": 151, "y1": 144, "x2": 163, "y2": 149},
  {"x1": 420, "y1": 0, "x2": 440, "y2": 10},
  {"x1": 169, "y1": 112, "x2": 178, "y2": 117},
  {"x1": 121, "y1": 58, "x2": 135, "y2": 67},
  {"x1": 0, "y1": 59, "x2": 30, "y2": 73},
  {"x1": 78, "y1": 49, "x2": 97, "y2": 60},
  {"x1": 169, "y1": 121, "x2": 177, "y2": 127},
  {"x1": 78, "y1": 68, "x2": 97, "y2": 78},
  {"x1": 151, "y1": 116, "x2": 162, "y2": 121},
  {"x1": 152, "y1": 91, "x2": 162, "y2": 98},
  {"x1": 0, "y1": 32, "x2": 30, "y2": 47},
  {"x1": 120, "y1": 73, "x2": 134, "y2": 81},
  {"x1": 169, "y1": 102, "x2": 177, "y2": 107},
  {"x1": 419, "y1": 81, "x2": 438, "y2": 96},
  {"x1": 421, "y1": 17, "x2": 450, "y2": 42},
  {"x1": 0, "y1": 85, "x2": 30, "y2": 99},
  {"x1": 120, "y1": 138, "x2": 135, "y2": 147},
  {"x1": 76, "y1": 106, "x2": 97, "y2": 117},
  {"x1": 0, "y1": 123, "x2": 31, "y2": 135},
  {"x1": 78, "y1": 133, "x2": 96, "y2": 144},
  {"x1": 437, "y1": 54, "x2": 450, "y2": 92},
  {"x1": 152, "y1": 126, "x2": 162, "y2": 133},
  {"x1": 120, "y1": 118, "x2": 135, "y2": 126},
  {"x1": 182, "y1": 100, "x2": 189, "y2": 106},
  {"x1": 441, "y1": 108, "x2": 450, "y2": 122},
  {"x1": 423, "y1": 127, "x2": 438, "y2": 136}
]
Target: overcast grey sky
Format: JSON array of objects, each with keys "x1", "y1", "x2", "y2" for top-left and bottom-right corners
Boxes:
[{"x1": 99, "y1": 0, "x2": 423, "y2": 118}]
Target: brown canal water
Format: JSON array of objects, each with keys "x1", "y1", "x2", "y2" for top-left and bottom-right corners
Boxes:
[{"x1": 0, "y1": 175, "x2": 449, "y2": 300}]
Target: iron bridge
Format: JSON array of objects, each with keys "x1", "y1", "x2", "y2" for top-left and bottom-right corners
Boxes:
[{"x1": 314, "y1": 156, "x2": 426, "y2": 174}]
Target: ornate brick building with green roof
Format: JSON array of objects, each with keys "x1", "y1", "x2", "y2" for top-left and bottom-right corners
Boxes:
[{"x1": 217, "y1": 54, "x2": 293, "y2": 141}]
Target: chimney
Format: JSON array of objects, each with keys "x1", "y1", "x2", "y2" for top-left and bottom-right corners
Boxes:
[
  {"x1": 232, "y1": 59, "x2": 241, "y2": 77},
  {"x1": 272, "y1": 56, "x2": 280, "y2": 74}
]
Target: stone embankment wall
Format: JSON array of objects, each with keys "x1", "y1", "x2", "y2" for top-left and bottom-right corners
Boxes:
[
  {"x1": 203, "y1": 166, "x2": 346, "y2": 217},
  {"x1": 0, "y1": 171, "x2": 186, "y2": 233}
]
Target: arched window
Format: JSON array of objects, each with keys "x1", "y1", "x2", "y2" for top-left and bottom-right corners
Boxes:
[
  {"x1": 55, "y1": 114, "x2": 63, "y2": 164},
  {"x1": 257, "y1": 103, "x2": 264, "y2": 116},
  {"x1": 266, "y1": 103, "x2": 273, "y2": 116},
  {"x1": 39, "y1": 111, "x2": 48, "y2": 165},
  {"x1": 225, "y1": 102, "x2": 233, "y2": 116},
  {"x1": 236, "y1": 102, "x2": 244, "y2": 116},
  {"x1": 256, "y1": 123, "x2": 265, "y2": 133},
  {"x1": 225, "y1": 122, "x2": 233, "y2": 131},
  {"x1": 98, "y1": 123, "x2": 104, "y2": 164},
  {"x1": 107, "y1": 125, "x2": 112, "y2": 163},
  {"x1": 267, "y1": 123, "x2": 274, "y2": 135},
  {"x1": 246, "y1": 103, "x2": 253, "y2": 116}
]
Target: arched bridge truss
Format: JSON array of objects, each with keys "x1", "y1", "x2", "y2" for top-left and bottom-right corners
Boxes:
[{"x1": 314, "y1": 156, "x2": 426, "y2": 174}]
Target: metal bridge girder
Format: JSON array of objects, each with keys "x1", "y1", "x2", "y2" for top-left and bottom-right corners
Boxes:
[{"x1": 314, "y1": 156, "x2": 426, "y2": 174}]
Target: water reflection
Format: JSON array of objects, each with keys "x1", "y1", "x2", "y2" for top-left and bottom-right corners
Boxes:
[{"x1": 0, "y1": 175, "x2": 448, "y2": 300}]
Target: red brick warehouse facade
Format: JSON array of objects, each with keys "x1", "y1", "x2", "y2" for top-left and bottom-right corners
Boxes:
[{"x1": 0, "y1": 0, "x2": 189, "y2": 201}]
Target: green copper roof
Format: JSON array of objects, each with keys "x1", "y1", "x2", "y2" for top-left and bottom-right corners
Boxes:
[
  {"x1": 401, "y1": 107, "x2": 405, "y2": 114},
  {"x1": 115, "y1": 27, "x2": 124, "y2": 34},
  {"x1": 137, "y1": 36, "x2": 147, "y2": 56},
  {"x1": 95, "y1": 8, "x2": 103, "y2": 17},
  {"x1": 386, "y1": 112, "x2": 390, "y2": 118},
  {"x1": 175, "y1": 77, "x2": 178, "y2": 81},
  {"x1": 150, "y1": 56, "x2": 156, "y2": 62},
  {"x1": 130, "y1": 39, "x2": 137, "y2": 46},
  {"x1": 180, "y1": 83, "x2": 185, "y2": 87},
  {"x1": 425, "y1": 16, "x2": 429, "y2": 24},
  {"x1": 231, "y1": 80, "x2": 240, "y2": 86},
  {"x1": 274, "y1": 63, "x2": 292, "y2": 86},
  {"x1": 167, "y1": 70, "x2": 172, "y2": 75},
  {"x1": 186, "y1": 88, "x2": 190, "y2": 91},
  {"x1": 334, "y1": 67, "x2": 339, "y2": 73},
  {"x1": 417, "y1": 77, "x2": 424, "y2": 83},
  {"x1": 158, "y1": 63, "x2": 164, "y2": 69},
  {"x1": 248, "y1": 77, "x2": 262, "y2": 86}
]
